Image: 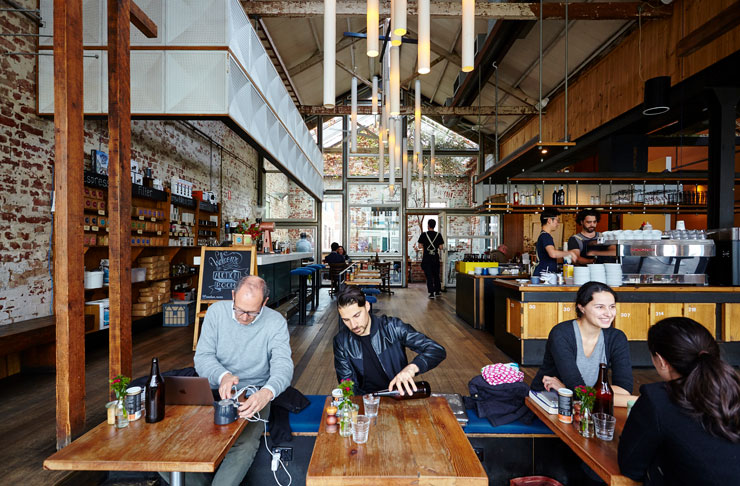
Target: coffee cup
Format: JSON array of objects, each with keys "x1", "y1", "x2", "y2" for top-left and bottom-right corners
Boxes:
[{"x1": 530, "y1": 276, "x2": 541, "y2": 284}]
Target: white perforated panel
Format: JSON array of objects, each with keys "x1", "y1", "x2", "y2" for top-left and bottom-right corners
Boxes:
[
  {"x1": 37, "y1": 53, "x2": 54, "y2": 114},
  {"x1": 131, "y1": 50, "x2": 165, "y2": 113},
  {"x1": 165, "y1": 51, "x2": 227, "y2": 114},
  {"x1": 37, "y1": 50, "x2": 105, "y2": 113},
  {"x1": 130, "y1": 0, "x2": 165, "y2": 46},
  {"x1": 228, "y1": 0, "x2": 251, "y2": 67},
  {"x1": 38, "y1": 0, "x2": 105, "y2": 46},
  {"x1": 166, "y1": 0, "x2": 227, "y2": 46}
]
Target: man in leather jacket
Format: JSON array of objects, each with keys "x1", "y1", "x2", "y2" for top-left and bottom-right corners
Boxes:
[{"x1": 333, "y1": 286, "x2": 446, "y2": 396}]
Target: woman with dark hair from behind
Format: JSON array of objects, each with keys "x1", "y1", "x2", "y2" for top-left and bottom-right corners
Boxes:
[{"x1": 618, "y1": 317, "x2": 740, "y2": 485}]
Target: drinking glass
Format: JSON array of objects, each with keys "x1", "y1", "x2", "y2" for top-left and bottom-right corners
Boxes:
[
  {"x1": 363, "y1": 394, "x2": 380, "y2": 418},
  {"x1": 593, "y1": 412, "x2": 616, "y2": 441},
  {"x1": 352, "y1": 415, "x2": 371, "y2": 444}
]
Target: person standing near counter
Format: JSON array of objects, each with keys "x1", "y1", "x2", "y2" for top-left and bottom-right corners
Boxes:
[
  {"x1": 295, "y1": 232, "x2": 313, "y2": 253},
  {"x1": 534, "y1": 208, "x2": 577, "y2": 277},
  {"x1": 490, "y1": 244, "x2": 510, "y2": 263},
  {"x1": 618, "y1": 317, "x2": 740, "y2": 485},
  {"x1": 568, "y1": 209, "x2": 615, "y2": 265}
]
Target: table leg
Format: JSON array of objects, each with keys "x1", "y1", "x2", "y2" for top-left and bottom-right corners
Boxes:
[{"x1": 171, "y1": 471, "x2": 185, "y2": 486}]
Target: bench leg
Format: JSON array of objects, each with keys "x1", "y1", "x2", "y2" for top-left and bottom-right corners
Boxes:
[{"x1": 171, "y1": 472, "x2": 184, "y2": 486}]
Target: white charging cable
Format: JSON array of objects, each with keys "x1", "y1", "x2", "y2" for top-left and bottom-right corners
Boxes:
[{"x1": 239, "y1": 385, "x2": 293, "y2": 486}]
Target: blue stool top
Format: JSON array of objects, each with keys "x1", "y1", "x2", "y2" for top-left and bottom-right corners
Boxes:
[
  {"x1": 362, "y1": 288, "x2": 380, "y2": 295},
  {"x1": 305, "y1": 265, "x2": 322, "y2": 271},
  {"x1": 291, "y1": 268, "x2": 313, "y2": 276},
  {"x1": 365, "y1": 295, "x2": 377, "y2": 304}
]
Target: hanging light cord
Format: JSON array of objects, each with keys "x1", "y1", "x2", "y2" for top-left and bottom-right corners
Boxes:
[
  {"x1": 564, "y1": 0, "x2": 569, "y2": 142},
  {"x1": 538, "y1": 0, "x2": 543, "y2": 143}
]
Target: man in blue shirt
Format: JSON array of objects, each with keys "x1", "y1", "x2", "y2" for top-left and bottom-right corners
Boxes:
[{"x1": 324, "y1": 242, "x2": 345, "y2": 264}]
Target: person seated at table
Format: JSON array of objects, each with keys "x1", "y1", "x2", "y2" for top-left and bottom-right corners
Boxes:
[
  {"x1": 337, "y1": 245, "x2": 351, "y2": 263},
  {"x1": 531, "y1": 281, "x2": 637, "y2": 407},
  {"x1": 184, "y1": 276, "x2": 293, "y2": 486},
  {"x1": 618, "y1": 317, "x2": 740, "y2": 486},
  {"x1": 333, "y1": 286, "x2": 446, "y2": 396},
  {"x1": 324, "y1": 242, "x2": 345, "y2": 264}
]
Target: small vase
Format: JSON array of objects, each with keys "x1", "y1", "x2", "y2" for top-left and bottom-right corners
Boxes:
[
  {"x1": 115, "y1": 399, "x2": 129, "y2": 429},
  {"x1": 580, "y1": 406, "x2": 594, "y2": 438},
  {"x1": 338, "y1": 401, "x2": 358, "y2": 437}
]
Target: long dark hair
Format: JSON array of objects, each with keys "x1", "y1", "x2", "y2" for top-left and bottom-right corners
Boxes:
[
  {"x1": 648, "y1": 317, "x2": 740, "y2": 442},
  {"x1": 575, "y1": 281, "x2": 617, "y2": 318}
]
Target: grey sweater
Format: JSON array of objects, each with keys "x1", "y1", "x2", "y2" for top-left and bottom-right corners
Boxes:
[{"x1": 194, "y1": 301, "x2": 293, "y2": 399}]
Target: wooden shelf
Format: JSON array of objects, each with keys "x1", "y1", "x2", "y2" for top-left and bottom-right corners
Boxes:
[
  {"x1": 508, "y1": 172, "x2": 713, "y2": 184},
  {"x1": 477, "y1": 202, "x2": 710, "y2": 214}
]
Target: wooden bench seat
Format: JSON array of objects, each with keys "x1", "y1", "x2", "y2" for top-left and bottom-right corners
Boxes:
[{"x1": 0, "y1": 315, "x2": 56, "y2": 379}]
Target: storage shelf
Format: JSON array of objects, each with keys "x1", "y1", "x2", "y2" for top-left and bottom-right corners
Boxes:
[{"x1": 477, "y1": 203, "x2": 710, "y2": 214}]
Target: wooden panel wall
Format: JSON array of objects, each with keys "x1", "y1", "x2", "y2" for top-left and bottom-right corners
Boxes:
[{"x1": 500, "y1": 0, "x2": 740, "y2": 158}]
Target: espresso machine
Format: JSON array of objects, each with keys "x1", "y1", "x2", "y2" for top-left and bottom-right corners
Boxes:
[{"x1": 707, "y1": 228, "x2": 740, "y2": 285}]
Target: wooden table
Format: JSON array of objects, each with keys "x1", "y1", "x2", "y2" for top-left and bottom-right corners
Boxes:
[
  {"x1": 355, "y1": 271, "x2": 381, "y2": 278},
  {"x1": 344, "y1": 278, "x2": 382, "y2": 286},
  {"x1": 525, "y1": 398, "x2": 639, "y2": 486},
  {"x1": 44, "y1": 405, "x2": 248, "y2": 486},
  {"x1": 307, "y1": 396, "x2": 487, "y2": 485}
]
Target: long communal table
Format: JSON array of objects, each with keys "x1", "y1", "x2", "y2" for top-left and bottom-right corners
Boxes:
[
  {"x1": 525, "y1": 398, "x2": 639, "y2": 486},
  {"x1": 306, "y1": 396, "x2": 487, "y2": 485},
  {"x1": 44, "y1": 405, "x2": 247, "y2": 486}
]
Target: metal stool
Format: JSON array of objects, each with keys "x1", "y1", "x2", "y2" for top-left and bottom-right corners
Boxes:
[
  {"x1": 306, "y1": 264, "x2": 324, "y2": 308},
  {"x1": 290, "y1": 267, "x2": 313, "y2": 325}
]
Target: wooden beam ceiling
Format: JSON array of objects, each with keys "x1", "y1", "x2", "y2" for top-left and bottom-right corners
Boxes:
[
  {"x1": 298, "y1": 105, "x2": 538, "y2": 116},
  {"x1": 677, "y1": 1, "x2": 740, "y2": 57},
  {"x1": 129, "y1": 1, "x2": 157, "y2": 38},
  {"x1": 239, "y1": 2, "x2": 671, "y2": 19}
]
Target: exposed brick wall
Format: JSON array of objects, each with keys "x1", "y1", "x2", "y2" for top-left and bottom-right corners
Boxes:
[{"x1": 0, "y1": 3, "x2": 259, "y2": 324}]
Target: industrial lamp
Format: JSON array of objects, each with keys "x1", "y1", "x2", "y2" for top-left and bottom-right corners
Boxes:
[{"x1": 643, "y1": 76, "x2": 671, "y2": 115}]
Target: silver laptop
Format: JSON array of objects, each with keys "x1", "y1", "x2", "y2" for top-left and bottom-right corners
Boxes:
[{"x1": 164, "y1": 376, "x2": 217, "y2": 405}]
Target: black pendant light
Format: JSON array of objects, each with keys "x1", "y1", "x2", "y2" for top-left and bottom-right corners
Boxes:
[{"x1": 643, "y1": 76, "x2": 671, "y2": 115}]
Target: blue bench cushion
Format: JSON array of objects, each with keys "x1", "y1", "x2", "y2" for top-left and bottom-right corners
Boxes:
[
  {"x1": 285, "y1": 395, "x2": 326, "y2": 434},
  {"x1": 291, "y1": 268, "x2": 313, "y2": 276},
  {"x1": 464, "y1": 406, "x2": 553, "y2": 435},
  {"x1": 362, "y1": 288, "x2": 381, "y2": 295}
]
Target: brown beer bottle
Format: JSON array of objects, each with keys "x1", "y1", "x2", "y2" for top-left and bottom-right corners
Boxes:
[
  {"x1": 372, "y1": 381, "x2": 431, "y2": 400},
  {"x1": 594, "y1": 363, "x2": 614, "y2": 415},
  {"x1": 145, "y1": 357, "x2": 165, "y2": 423}
]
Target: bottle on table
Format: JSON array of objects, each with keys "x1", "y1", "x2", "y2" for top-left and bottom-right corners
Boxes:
[
  {"x1": 594, "y1": 362, "x2": 614, "y2": 415},
  {"x1": 372, "y1": 381, "x2": 431, "y2": 400},
  {"x1": 145, "y1": 357, "x2": 166, "y2": 423}
]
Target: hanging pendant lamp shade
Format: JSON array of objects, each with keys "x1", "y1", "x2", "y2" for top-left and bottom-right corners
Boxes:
[
  {"x1": 414, "y1": 79, "x2": 422, "y2": 171},
  {"x1": 391, "y1": 32, "x2": 402, "y2": 47},
  {"x1": 402, "y1": 138, "x2": 408, "y2": 189},
  {"x1": 643, "y1": 76, "x2": 671, "y2": 116},
  {"x1": 430, "y1": 134, "x2": 436, "y2": 176},
  {"x1": 393, "y1": 0, "x2": 407, "y2": 36},
  {"x1": 367, "y1": 0, "x2": 379, "y2": 57},
  {"x1": 418, "y1": 0, "x2": 430, "y2": 74},
  {"x1": 389, "y1": 117, "x2": 396, "y2": 194},
  {"x1": 378, "y1": 128, "x2": 385, "y2": 182},
  {"x1": 372, "y1": 76, "x2": 379, "y2": 115},
  {"x1": 395, "y1": 119, "x2": 403, "y2": 190},
  {"x1": 351, "y1": 76, "x2": 358, "y2": 152},
  {"x1": 323, "y1": 0, "x2": 336, "y2": 108},
  {"x1": 461, "y1": 0, "x2": 475, "y2": 73},
  {"x1": 390, "y1": 46, "x2": 401, "y2": 116}
]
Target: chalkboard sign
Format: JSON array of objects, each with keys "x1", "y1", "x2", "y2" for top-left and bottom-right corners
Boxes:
[
  {"x1": 197, "y1": 246, "x2": 257, "y2": 300},
  {"x1": 193, "y1": 246, "x2": 257, "y2": 349}
]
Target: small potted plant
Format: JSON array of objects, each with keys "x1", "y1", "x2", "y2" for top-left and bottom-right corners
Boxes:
[
  {"x1": 110, "y1": 374, "x2": 131, "y2": 429},
  {"x1": 574, "y1": 385, "x2": 596, "y2": 438},
  {"x1": 338, "y1": 379, "x2": 358, "y2": 437}
]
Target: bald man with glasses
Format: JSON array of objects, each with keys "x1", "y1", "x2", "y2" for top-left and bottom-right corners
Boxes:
[{"x1": 193, "y1": 275, "x2": 293, "y2": 486}]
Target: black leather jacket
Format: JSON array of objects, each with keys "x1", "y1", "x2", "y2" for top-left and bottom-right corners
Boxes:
[{"x1": 333, "y1": 314, "x2": 446, "y2": 395}]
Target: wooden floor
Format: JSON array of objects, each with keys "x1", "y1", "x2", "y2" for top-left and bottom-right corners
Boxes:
[{"x1": 0, "y1": 285, "x2": 661, "y2": 485}]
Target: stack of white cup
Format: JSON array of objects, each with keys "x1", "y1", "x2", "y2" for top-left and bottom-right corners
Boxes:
[
  {"x1": 588, "y1": 264, "x2": 606, "y2": 284},
  {"x1": 574, "y1": 266, "x2": 590, "y2": 286}
]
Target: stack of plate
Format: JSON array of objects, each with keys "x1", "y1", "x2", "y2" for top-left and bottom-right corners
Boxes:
[
  {"x1": 588, "y1": 264, "x2": 606, "y2": 284},
  {"x1": 605, "y1": 263, "x2": 623, "y2": 287},
  {"x1": 574, "y1": 266, "x2": 590, "y2": 286}
]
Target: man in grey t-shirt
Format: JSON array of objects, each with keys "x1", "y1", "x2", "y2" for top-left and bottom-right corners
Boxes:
[{"x1": 192, "y1": 275, "x2": 293, "y2": 486}]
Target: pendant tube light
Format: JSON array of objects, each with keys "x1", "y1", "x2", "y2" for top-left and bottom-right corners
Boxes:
[
  {"x1": 372, "y1": 76, "x2": 379, "y2": 115},
  {"x1": 402, "y1": 137, "x2": 408, "y2": 189},
  {"x1": 418, "y1": 0, "x2": 430, "y2": 74},
  {"x1": 350, "y1": 76, "x2": 358, "y2": 152},
  {"x1": 323, "y1": 0, "x2": 336, "y2": 107},
  {"x1": 414, "y1": 79, "x2": 422, "y2": 167},
  {"x1": 461, "y1": 0, "x2": 475, "y2": 73},
  {"x1": 395, "y1": 117, "x2": 402, "y2": 181},
  {"x1": 430, "y1": 134, "x2": 435, "y2": 177},
  {"x1": 390, "y1": 46, "x2": 400, "y2": 116},
  {"x1": 389, "y1": 117, "x2": 396, "y2": 194},
  {"x1": 367, "y1": 0, "x2": 379, "y2": 57},
  {"x1": 378, "y1": 129, "x2": 385, "y2": 182},
  {"x1": 391, "y1": 32, "x2": 402, "y2": 47},
  {"x1": 393, "y1": 0, "x2": 407, "y2": 36}
]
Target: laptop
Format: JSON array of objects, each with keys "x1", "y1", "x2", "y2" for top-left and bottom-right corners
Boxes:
[{"x1": 164, "y1": 376, "x2": 218, "y2": 405}]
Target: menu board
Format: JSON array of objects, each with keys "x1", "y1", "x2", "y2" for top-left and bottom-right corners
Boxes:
[{"x1": 197, "y1": 247, "x2": 257, "y2": 301}]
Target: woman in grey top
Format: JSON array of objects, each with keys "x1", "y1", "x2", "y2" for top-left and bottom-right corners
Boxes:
[{"x1": 531, "y1": 281, "x2": 638, "y2": 407}]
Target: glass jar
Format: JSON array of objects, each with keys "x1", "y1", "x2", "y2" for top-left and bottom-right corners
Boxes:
[{"x1": 115, "y1": 399, "x2": 129, "y2": 429}]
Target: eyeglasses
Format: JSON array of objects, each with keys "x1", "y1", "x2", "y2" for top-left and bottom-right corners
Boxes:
[{"x1": 233, "y1": 305, "x2": 262, "y2": 320}]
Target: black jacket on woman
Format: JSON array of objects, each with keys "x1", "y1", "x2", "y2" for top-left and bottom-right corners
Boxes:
[
  {"x1": 618, "y1": 382, "x2": 740, "y2": 485},
  {"x1": 333, "y1": 314, "x2": 446, "y2": 396},
  {"x1": 530, "y1": 320, "x2": 633, "y2": 392}
]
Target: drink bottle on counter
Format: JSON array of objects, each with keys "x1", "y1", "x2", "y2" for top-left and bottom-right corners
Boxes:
[
  {"x1": 372, "y1": 381, "x2": 431, "y2": 400},
  {"x1": 552, "y1": 188, "x2": 558, "y2": 205},
  {"x1": 145, "y1": 357, "x2": 166, "y2": 423},
  {"x1": 557, "y1": 185, "x2": 566, "y2": 205},
  {"x1": 594, "y1": 363, "x2": 614, "y2": 415}
]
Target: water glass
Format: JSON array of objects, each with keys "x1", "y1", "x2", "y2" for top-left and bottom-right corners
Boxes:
[
  {"x1": 593, "y1": 412, "x2": 616, "y2": 441},
  {"x1": 352, "y1": 415, "x2": 371, "y2": 444},
  {"x1": 363, "y1": 394, "x2": 380, "y2": 418}
]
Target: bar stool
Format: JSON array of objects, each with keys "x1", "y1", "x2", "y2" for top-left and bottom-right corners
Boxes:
[
  {"x1": 306, "y1": 264, "x2": 324, "y2": 308},
  {"x1": 290, "y1": 267, "x2": 313, "y2": 325},
  {"x1": 364, "y1": 295, "x2": 377, "y2": 313}
]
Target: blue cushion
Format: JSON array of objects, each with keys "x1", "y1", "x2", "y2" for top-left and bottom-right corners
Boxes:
[
  {"x1": 304, "y1": 265, "x2": 320, "y2": 272},
  {"x1": 362, "y1": 288, "x2": 381, "y2": 295},
  {"x1": 464, "y1": 407, "x2": 553, "y2": 435},
  {"x1": 307, "y1": 264, "x2": 324, "y2": 270},
  {"x1": 284, "y1": 395, "x2": 327, "y2": 434},
  {"x1": 291, "y1": 268, "x2": 313, "y2": 276},
  {"x1": 365, "y1": 295, "x2": 377, "y2": 304}
]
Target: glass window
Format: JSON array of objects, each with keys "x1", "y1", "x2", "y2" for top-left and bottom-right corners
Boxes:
[
  {"x1": 348, "y1": 207, "x2": 401, "y2": 255},
  {"x1": 348, "y1": 183, "x2": 400, "y2": 205},
  {"x1": 322, "y1": 194, "x2": 343, "y2": 252}
]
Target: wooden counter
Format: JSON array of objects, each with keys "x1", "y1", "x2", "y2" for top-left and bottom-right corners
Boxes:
[
  {"x1": 490, "y1": 279, "x2": 740, "y2": 366},
  {"x1": 456, "y1": 273, "x2": 528, "y2": 330}
]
